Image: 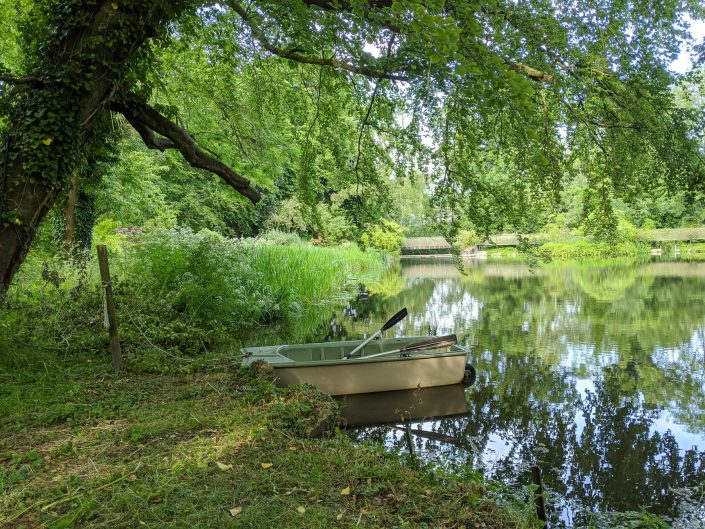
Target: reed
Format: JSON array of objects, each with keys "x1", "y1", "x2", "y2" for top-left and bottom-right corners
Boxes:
[{"x1": 1, "y1": 227, "x2": 386, "y2": 364}]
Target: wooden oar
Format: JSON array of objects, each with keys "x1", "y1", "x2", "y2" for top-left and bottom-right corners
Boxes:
[
  {"x1": 345, "y1": 308, "x2": 408, "y2": 359},
  {"x1": 351, "y1": 334, "x2": 457, "y2": 361}
]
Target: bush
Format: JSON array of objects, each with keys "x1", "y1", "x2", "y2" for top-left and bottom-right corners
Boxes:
[
  {"x1": 317, "y1": 204, "x2": 354, "y2": 245},
  {"x1": 454, "y1": 229, "x2": 480, "y2": 250},
  {"x1": 264, "y1": 197, "x2": 310, "y2": 235},
  {"x1": 1, "y1": 226, "x2": 385, "y2": 368},
  {"x1": 537, "y1": 240, "x2": 646, "y2": 261},
  {"x1": 359, "y1": 219, "x2": 404, "y2": 254},
  {"x1": 257, "y1": 230, "x2": 305, "y2": 246}
]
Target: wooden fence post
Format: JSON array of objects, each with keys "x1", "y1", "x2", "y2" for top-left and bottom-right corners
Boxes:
[{"x1": 97, "y1": 244, "x2": 123, "y2": 370}]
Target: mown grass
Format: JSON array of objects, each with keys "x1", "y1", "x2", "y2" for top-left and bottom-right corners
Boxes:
[{"x1": 0, "y1": 354, "x2": 540, "y2": 528}]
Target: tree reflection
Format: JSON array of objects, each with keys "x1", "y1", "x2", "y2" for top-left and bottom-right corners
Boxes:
[{"x1": 341, "y1": 259, "x2": 705, "y2": 524}]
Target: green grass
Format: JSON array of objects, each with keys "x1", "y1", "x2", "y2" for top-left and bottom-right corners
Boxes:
[
  {"x1": 247, "y1": 242, "x2": 384, "y2": 308},
  {"x1": 536, "y1": 240, "x2": 647, "y2": 261},
  {"x1": 0, "y1": 354, "x2": 541, "y2": 528},
  {"x1": 1, "y1": 229, "x2": 386, "y2": 368},
  {"x1": 486, "y1": 247, "x2": 525, "y2": 261}
]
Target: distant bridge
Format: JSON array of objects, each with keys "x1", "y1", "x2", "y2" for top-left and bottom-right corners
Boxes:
[
  {"x1": 404, "y1": 228, "x2": 705, "y2": 253},
  {"x1": 401, "y1": 236, "x2": 453, "y2": 255}
]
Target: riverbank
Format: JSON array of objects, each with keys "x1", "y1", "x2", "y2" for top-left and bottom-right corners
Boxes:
[
  {"x1": 487, "y1": 241, "x2": 705, "y2": 262},
  {"x1": 0, "y1": 229, "x2": 545, "y2": 528},
  {"x1": 0, "y1": 353, "x2": 541, "y2": 528},
  {"x1": 1, "y1": 228, "x2": 386, "y2": 371}
]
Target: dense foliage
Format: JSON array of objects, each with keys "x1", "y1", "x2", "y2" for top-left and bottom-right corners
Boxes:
[
  {"x1": 1, "y1": 0, "x2": 705, "y2": 289},
  {"x1": 1, "y1": 228, "x2": 383, "y2": 370}
]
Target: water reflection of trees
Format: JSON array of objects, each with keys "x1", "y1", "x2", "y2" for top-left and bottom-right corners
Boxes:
[{"x1": 345, "y1": 260, "x2": 705, "y2": 523}]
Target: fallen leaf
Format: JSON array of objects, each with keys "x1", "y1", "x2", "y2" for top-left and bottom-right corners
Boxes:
[
  {"x1": 216, "y1": 461, "x2": 233, "y2": 471},
  {"x1": 336, "y1": 513, "x2": 343, "y2": 520},
  {"x1": 229, "y1": 506, "x2": 242, "y2": 517},
  {"x1": 128, "y1": 473, "x2": 138, "y2": 481},
  {"x1": 260, "y1": 462, "x2": 273, "y2": 469},
  {"x1": 340, "y1": 486, "x2": 351, "y2": 496},
  {"x1": 297, "y1": 506, "x2": 306, "y2": 514}
]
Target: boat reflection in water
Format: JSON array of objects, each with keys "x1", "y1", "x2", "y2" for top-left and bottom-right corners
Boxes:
[{"x1": 337, "y1": 384, "x2": 470, "y2": 455}]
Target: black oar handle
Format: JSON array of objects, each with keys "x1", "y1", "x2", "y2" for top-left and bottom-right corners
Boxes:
[{"x1": 382, "y1": 307, "x2": 408, "y2": 331}]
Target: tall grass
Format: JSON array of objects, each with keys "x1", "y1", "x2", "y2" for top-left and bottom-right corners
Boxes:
[
  {"x1": 125, "y1": 228, "x2": 382, "y2": 325},
  {"x1": 1, "y1": 227, "x2": 385, "y2": 370},
  {"x1": 248, "y1": 243, "x2": 381, "y2": 310}
]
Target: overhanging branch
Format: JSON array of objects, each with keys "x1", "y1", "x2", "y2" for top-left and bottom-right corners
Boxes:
[
  {"x1": 110, "y1": 100, "x2": 261, "y2": 203},
  {"x1": 228, "y1": 0, "x2": 410, "y2": 81},
  {"x1": 0, "y1": 75, "x2": 41, "y2": 86},
  {"x1": 504, "y1": 60, "x2": 554, "y2": 84}
]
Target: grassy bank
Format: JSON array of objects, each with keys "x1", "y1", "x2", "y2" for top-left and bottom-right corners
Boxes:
[
  {"x1": 486, "y1": 240, "x2": 705, "y2": 262},
  {"x1": 0, "y1": 354, "x2": 540, "y2": 528},
  {"x1": 1, "y1": 228, "x2": 384, "y2": 371},
  {"x1": 476, "y1": 226, "x2": 705, "y2": 262}
]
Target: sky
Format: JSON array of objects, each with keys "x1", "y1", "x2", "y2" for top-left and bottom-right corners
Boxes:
[
  {"x1": 364, "y1": 18, "x2": 705, "y2": 75},
  {"x1": 670, "y1": 17, "x2": 705, "y2": 74}
]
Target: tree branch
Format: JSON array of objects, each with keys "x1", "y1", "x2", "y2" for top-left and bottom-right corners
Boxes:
[
  {"x1": 0, "y1": 75, "x2": 41, "y2": 86},
  {"x1": 302, "y1": 0, "x2": 393, "y2": 9},
  {"x1": 228, "y1": 0, "x2": 409, "y2": 81},
  {"x1": 504, "y1": 60, "x2": 554, "y2": 84},
  {"x1": 110, "y1": 100, "x2": 261, "y2": 203}
]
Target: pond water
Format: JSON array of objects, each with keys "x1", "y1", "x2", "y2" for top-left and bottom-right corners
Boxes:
[{"x1": 307, "y1": 257, "x2": 705, "y2": 527}]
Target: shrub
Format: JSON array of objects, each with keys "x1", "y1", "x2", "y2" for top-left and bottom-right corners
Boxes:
[
  {"x1": 359, "y1": 219, "x2": 404, "y2": 254},
  {"x1": 2, "y1": 226, "x2": 385, "y2": 368},
  {"x1": 264, "y1": 197, "x2": 311, "y2": 235},
  {"x1": 317, "y1": 204, "x2": 354, "y2": 245},
  {"x1": 92, "y1": 218, "x2": 126, "y2": 251},
  {"x1": 257, "y1": 230, "x2": 305, "y2": 246},
  {"x1": 454, "y1": 229, "x2": 480, "y2": 250},
  {"x1": 537, "y1": 240, "x2": 646, "y2": 261}
]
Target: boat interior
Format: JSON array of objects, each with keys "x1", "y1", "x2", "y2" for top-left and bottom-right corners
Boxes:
[{"x1": 243, "y1": 336, "x2": 458, "y2": 364}]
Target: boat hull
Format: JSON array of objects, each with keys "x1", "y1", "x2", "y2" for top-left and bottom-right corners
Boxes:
[
  {"x1": 242, "y1": 336, "x2": 470, "y2": 395},
  {"x1": 273, "y1": 353, "x2": 466, "y2": 395}
]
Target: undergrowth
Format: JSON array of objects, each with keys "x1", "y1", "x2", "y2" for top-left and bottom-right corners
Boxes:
[{"x1": 1, "y1": 226, "x2": 384, "y2": 372}]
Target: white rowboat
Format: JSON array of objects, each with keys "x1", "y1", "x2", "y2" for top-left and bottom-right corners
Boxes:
[{"x1": 241, "y1": 336, "x2": 471, "y2": 395}]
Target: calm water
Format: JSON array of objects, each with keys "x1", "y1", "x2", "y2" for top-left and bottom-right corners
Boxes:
[{"x1": 305, "y1": 258, "x2": 705, "y2": 527}]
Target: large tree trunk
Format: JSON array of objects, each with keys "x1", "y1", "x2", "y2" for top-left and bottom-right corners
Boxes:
[
  {"x1": 0, "y1": 1, "x2": 186, "y2": 295},
  {"x1": 0, "y1": 151, "x2": 58, "y2": 294}
]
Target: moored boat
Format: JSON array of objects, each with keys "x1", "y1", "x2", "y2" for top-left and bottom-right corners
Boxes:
[{"x1": 241, "y1": 335, "x2": 471, "y2": 395}]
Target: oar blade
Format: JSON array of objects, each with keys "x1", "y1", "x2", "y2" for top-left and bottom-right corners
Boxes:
[
  {"x1": 405, "y1": 334, "x2": 457, "y2": 352},
  {"x1": 381, "y1": 307, "x2": 408, "y2": 331}
]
